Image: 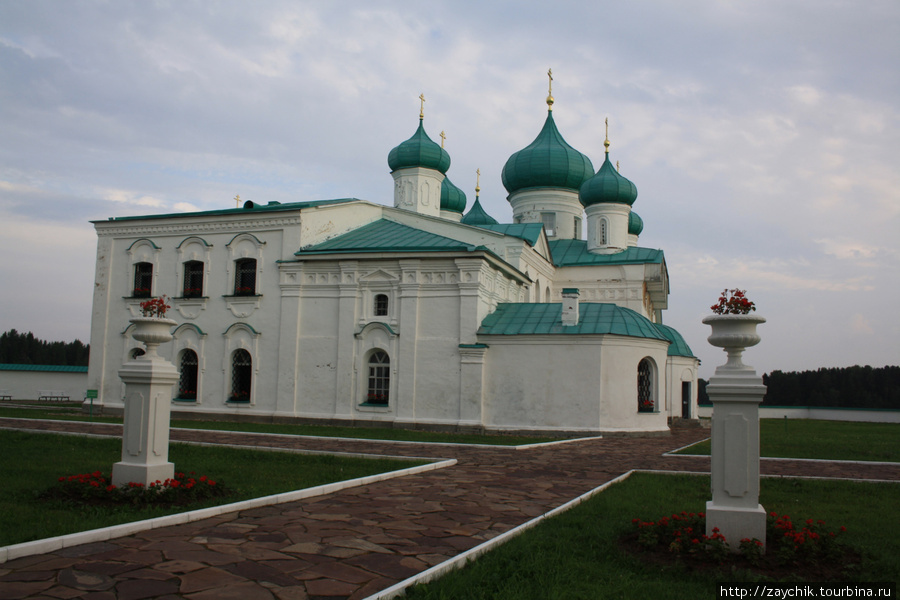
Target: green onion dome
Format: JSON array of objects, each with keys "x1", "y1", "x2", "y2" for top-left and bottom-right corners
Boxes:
[
  {"x1": 440, "y1": 176, "x2": 467, "y2": 214},
  {"x1": 501, "y1": 111, "x2": 594, "y2": 195},
  {"x1": 579, "y1": 155, "x2": 638, "y2": 207},
  {"x1": 628, "y1": 210, "x2": 644, "y2": 235},
  {"x1": 460, "y1": 197, "x2": 498, "y2": 225},
  {"x1": 388, "y1": 119, "x2": 451, "y2": 174}
]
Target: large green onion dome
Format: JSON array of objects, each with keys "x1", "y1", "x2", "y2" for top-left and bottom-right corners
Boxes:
[
  {"x1": 440, "y1": 176, "x2": 467, "y2": 214},
  {"x1": 628, "y1": 210, "x2": 644, "y2": 235},
  {"x1": 579, "y1": 155, "x2": 638, "y2": 207},
  {"x1": 388, "y1": 119, "x2": 451, "y2": 174},
  {"x1": 501, "y1": 111, "x2": 594, "y2": 194}
]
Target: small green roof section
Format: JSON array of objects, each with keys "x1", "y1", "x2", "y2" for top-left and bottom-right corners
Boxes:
[
  {"x1": 296, "y1": 219, "x2": 479, "y2": 255},
  {"x1": 628, "y1": 210, "x2": 644, "y2": 235},
  {"x1": 579, "y1": 154, "x2": 638, "y2": 207},
  {"x1": 102, "y1": 198, "x2": 358, "y2": 223},
  {"x1": 478, "y1": 302, "x2": 669, "y2": 340},
  {"x1": 472, "y1": 223, "x2": 544, "y2": 247},
  {"x1": 460, "y1": 198, "x2": 499, "y2": 226},
  {"x1": 653, "y1": 323, "x2": 696, "y2": 357},
  {"x1": 548, "y1": 239, "x2": 664, "y2": 267},
  {"x1": 0, "y1": 363, "x2": 88, "y2": 373},
  {"x1": 388, "y1": 119, "x2": 451, "y2": 174},
  {"x1": 502, "y1": 110, "x2": 594, "y2": 195},
  {"x1": 440, "y1": 176, "x2": 467, "y2": 213}
]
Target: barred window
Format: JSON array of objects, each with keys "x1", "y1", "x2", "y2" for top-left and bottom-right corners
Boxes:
[
  {"x1": 178, "y1": 350, "x2": 199, "y2": 401},
  {"x1": 234, "y1": 259, "x2": 257, "y2": 296},
  {"x1": 230, "y1": 349, "x2": 252, "y2": 402},
  {"x1": 133, "y1": 262, "x2": 152, "y2": 298},
  {"x1": 366, "y1": 351, "x2": 390, "y2": 405},
  {"x1": 541, "y1": 213, "x2": 556, "y2": 237},
  {"x1": 374, "y1": 294, "x2": 389, "y2": 317},
  {"x1": 638, "y1": 358, "x2": 654, "y2": 412},
  {"x1": 183, "y1": 261, "x2": 204, "y2": 298}
]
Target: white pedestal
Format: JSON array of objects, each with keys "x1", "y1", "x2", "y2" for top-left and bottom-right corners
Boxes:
[
  {"x1": 705, "y1": 365, "x2": 767, "y2": 550},
  {"x1": 111, "y1": 354, "x2": 179, "y2": 487}
]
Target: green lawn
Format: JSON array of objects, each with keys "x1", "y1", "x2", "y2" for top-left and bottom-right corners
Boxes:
[
  {"x1": 0, "y1": 406, "x2": 556, "y2": 446},
  {"x1": 0, "y1": 429, "x2": 427, "y2": 547},
  {"x1": 677, "y1": 419, "x2": 900, "y2": 462},
  {"x1": 404, "y1": 473, "x2": 900, "y2": 599}
]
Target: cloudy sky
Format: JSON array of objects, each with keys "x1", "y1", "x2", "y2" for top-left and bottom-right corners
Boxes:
[{"x1": 1, "y1": 1, "x2": 898, "y2": 378}]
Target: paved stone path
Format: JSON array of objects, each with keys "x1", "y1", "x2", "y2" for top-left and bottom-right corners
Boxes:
[{"x1": 1, "y1": 418, "x2": 898, "y2": 599}]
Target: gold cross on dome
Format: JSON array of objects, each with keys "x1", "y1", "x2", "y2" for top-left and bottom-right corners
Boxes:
[
  {"x1": 419, "y1": 93, "x2": 426, "y2": 119},
  {"x1": 604, "y1": 117, "x2": 610, "y2": 153},
  {"x1": 440, "y1": 130, "x2": 446, "y2": 148},
  {"x1": 234, "y1": 194, "x2": 241, "y2": 208},
  {"x1": 475, "y1": 168, "x2": 481, "y2": 194},
  {"x1": 546, "y1": 68, "x2": 554, "y2": 110}
]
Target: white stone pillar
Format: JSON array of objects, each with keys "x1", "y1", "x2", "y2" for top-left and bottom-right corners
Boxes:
[
  {"x1": 703, "y1": 313, "x2": 767, "y2": 550},
  {"x1": 112, "y1": 318, "x2": 179, "y2": 487}
]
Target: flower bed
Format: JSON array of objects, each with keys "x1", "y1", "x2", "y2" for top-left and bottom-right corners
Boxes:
[
  {"x1": 625, "y1": 511, "x2": 860, "y2": 581},
  {"x1": 40, "y1": 470, "x2": 230, "y2": 509}
]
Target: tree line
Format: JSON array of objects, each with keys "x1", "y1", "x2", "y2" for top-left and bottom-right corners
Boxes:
[
  {"x1": 0, "y1": 329, "x2": 90, "y2": 367},
  {"x1": 699, "y1": 365, "x2": 900, "y2": 410}
]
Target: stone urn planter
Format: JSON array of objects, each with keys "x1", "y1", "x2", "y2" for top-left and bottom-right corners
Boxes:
[
  {"x1": 702, "y1": 313, "x2": 766, "y2": 371},
  {"x1": 129, "y1": 316, "x2": 177, "y2": 356}
]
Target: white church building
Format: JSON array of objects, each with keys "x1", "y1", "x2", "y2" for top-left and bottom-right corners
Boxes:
[{"x1": 85, "y1": 94, "x2": 699, "y2": 435}]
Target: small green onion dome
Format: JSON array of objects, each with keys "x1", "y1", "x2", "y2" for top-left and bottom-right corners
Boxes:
[
  {"x1": 388, "y1": 119, "x2": 451, "y2": 174},
  {"x1": 460, "y1": 197, "x2": 499, "y2": 225},
  {"x1": 579, "y1": 155, "x2": 638, "y2": 207},
  {"x1": 440, "y1": 176, "x2": 467, "y2": 214},
  {"x1": 628, "y1": 210, "x2": 644, "y2": 235},
  {"x1": 501, "y1": 111, "x2": 594, "y2": 195}
]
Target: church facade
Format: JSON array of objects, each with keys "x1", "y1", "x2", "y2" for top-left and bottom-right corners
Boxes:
[{"x1": 86, "y1": 96, "x2": 699, "y2": 435}]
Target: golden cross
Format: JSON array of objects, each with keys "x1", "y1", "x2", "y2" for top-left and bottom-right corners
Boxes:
[
  {"x1": 440, "y1": 130, "x2": 446, "y2": 148},
  {"x1": 546, "y1": 68, "x2": 554, "y2": 110},
  {"x1": 475, "y1": 168, "x2": 481, "y2": 194},
  {"x1": 234, "y1": 194, "x2": 241, "y2": 208},
  {"x1": 419, "y1": 93, "x2": 426, "y2": 119},
  {"x1": 604, "y1": 117, "x2": 610, "y2": 153},
  {"x1": 617, "y1": 161, "x2": 620, "y2": 172}
]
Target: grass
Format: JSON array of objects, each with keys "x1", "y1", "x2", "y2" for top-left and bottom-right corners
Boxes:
[
  {"x1": 403, "y1": 473, "x2": 900, "y2": 599},
  {"x1": 0, "y1": 429, "x2": 427, "y2": 547},
  {"x1": 0, "y1": 406, "x2": 557, "y2": 446},
  {"x1": 676, "y1": 419, "x2": 900, "y2": 462}
]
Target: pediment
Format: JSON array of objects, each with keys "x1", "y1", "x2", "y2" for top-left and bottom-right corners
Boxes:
[{"x1": 358, "y1": 269, "x2": 399, "y2": 283}]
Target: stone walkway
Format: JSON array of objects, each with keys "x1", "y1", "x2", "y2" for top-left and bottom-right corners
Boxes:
[{"x1": 1, "y1": 418, "x2": 898, "y2": 600}]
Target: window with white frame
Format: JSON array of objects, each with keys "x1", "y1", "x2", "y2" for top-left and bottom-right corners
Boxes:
[
  {"x1": 183, "y1": 261, "x2": 204, "y2": 298},
  {"x1": 637, "y1": 358, "x2": 654, "y2": 412},
  {"x1": 374, "y1": 294, "x2": 389, "y2": 317},
  {"x1": 234, "y1": 259, "x2": 257, "y2": 296},
  {"x1": 133, "y1": 262, "x2": 153, "y2": 298},
  {"x1": 365, "y1": 351, "x2": 390, "y2": 405}
]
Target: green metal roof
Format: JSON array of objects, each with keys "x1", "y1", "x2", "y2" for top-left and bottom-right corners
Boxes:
[
  {"x1": 478, "y1": 302, "x2": 669, "y2": 340},
  {"x1": 579, "y1": 154, "x2": 638, "y2": 207},
  {"x1": 460, "y1": 198, "x2": 499, "y2": 226},
  {"x1": 440, "y1": 176, "x2": 467, "y2": 213},
  {"x1": 472, "y1": 223, "x2": 544, "y2": 247},
  {"x1": 295, "y1": 219, "x2": 480, "y2": 255},
  {"x1": 102, "y1": 198, "x2": 358, "y2": 223},
  {"x1": 388, "y1": 119, "x2": 451, "y2": 174},
  {"x1": 653, "y1": 323, "x2": 696, "y2": 357},
  {"x1": 548, "y1": 239, "x2": 664, "y2": 267},
  {"x1": 0, "y1": 363, "x2": 88, "y2": 373},
  {"x1": 502, "y1": 110, "x2": 594, "y2": 194}
]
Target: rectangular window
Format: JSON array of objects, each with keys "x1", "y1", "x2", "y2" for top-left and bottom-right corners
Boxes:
[
  {"x1": 133, "y1": 263, "x2": 152, "y2": 297},
  {"x1": 541, "y1": 213, "x2": 556, "y2": 237},
  {"x1": 574, "y1": 217, "x2": 582, "y2": 240},
  {"x1": 234, "y1": 259, "x2": 257, "y2": 296},
  {"x1": 374, "y1": 294, "x2": 389, "y2": 317},
  {"x1": 183, "y1": 261, "x2": 204, "y2": 298}
]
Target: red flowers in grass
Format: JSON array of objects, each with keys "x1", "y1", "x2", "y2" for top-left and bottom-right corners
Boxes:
[{"x1": 43, "y1": 470, "x2": 226, "y2": 508}]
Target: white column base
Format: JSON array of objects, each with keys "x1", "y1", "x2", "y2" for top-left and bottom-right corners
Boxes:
[
  {"x1": 706, "y1": 501, "x2": 767, "y2": 550},
  {"x1": 112, "y1": 461, "x2": 175, "y2": 487}
]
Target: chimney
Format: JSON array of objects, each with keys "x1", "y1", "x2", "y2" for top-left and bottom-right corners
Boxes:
[{"x1": 561, "y1": 288, "x2": 580, "y2": 326}]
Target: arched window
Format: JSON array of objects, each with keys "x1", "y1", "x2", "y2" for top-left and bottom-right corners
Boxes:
[
  {"x1": 366, "y1": 351, "x2": 390, "y2": 405},
  {"x1": 638, "y1": 358, "x2": 654, "y2": 412},
  {"x1": 133, "y1": 262, "x2": 153, "y2": 297},
  {"x1": 178, "y1": 350, "x2": 199, "y2": 401},
  {"x1": 183, "y1": 261, "x2": 204, "y2": 298},
  {"x1": 374, "y1": 294, "x2": 389, "y2": 317},
  {"x1": 230, "y1": 349, "x2": 252, "y2": 402},
  {"x1": 234, "y1": 259, "x2": 257, "y2": 296},
  {"x1": 600, "y1": 218, "x2": 608, "y2": 246}
]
